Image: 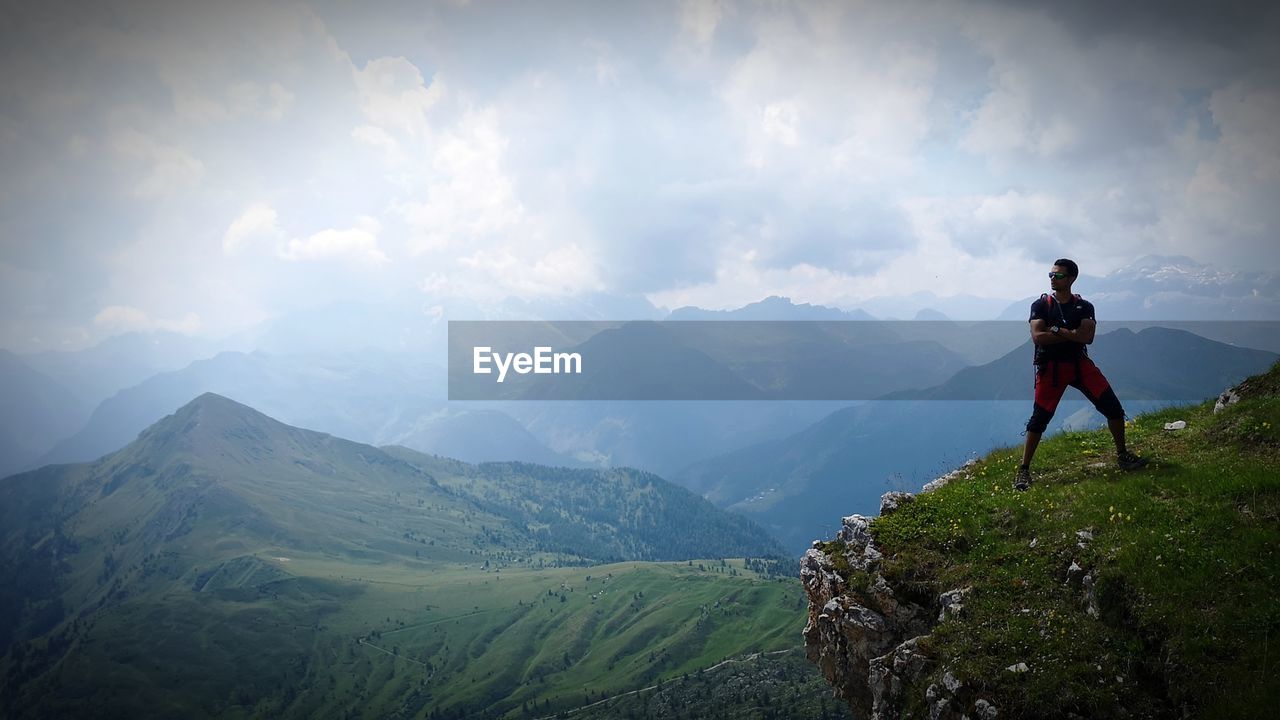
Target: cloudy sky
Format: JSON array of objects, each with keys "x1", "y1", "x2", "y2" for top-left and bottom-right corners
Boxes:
[{"x1": 2, "y1": 0, "x2": 1277, "y2": 351}]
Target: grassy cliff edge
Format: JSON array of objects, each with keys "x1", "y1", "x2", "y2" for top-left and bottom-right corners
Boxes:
[{"x1": 804, "y1": 361, "x2": 1280, "y2": 719}]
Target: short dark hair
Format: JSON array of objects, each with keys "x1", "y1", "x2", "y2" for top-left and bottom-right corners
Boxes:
[{"x1": 1053, "y1": 258, "x2": 1079, "y2": 278}]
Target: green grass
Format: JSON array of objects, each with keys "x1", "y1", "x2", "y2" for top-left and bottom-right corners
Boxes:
[
  {"x1": 8, "y1": 555, "x2": 808, "y2": 719},
  {"x1": 829, "y1": 361, "x2": 1280, "y2": 718}
]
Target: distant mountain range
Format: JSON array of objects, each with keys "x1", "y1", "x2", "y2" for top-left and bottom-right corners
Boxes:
[
  {"x1": 667, "y1": 294, "x2": 876, "y2": 320},
  {"x1": 998, "y1": 255, "x2": 1280, "y2": 324},
  {"x1": 19, "y1": 330, "x2": 230, "y2": 411},
  {"x1": 675, "y1": 400, "x2": 1030, "y2": 553},
  {"x1": 17, "y1": 343, "x2": 845, "y2": 484},
  {"x1": 29, "y1": 350, "x2": 585, "y2": 472},
  {"x1": 884, "y1": 326, "x2": 1278, "y2": 401},
  {"x1": 463, "y1": 318, "x2": 971, "y2": 401},
  {"x1": 0, "y1": 350, "x2": 85, "y2": 478},
  {"x1": 8, "y1": 259, "x2": 1276, "y2": 512}
]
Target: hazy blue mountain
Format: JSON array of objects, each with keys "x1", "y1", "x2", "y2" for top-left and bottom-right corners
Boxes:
[
  {"x1": 998, "y1": 255, "x2": 1280, "y2": 325},
  {"x1": 496, "y1": 290, "x2": 665, "y2": 321},
  {"x1": 388, "y1": 406, "x2": 583, "y2": 467},
  {"x1": 34, "y1": 350, "x2": 453, "y2": 467},
  {"x1": 857, "y1": 291, "x2": 1014, "y2": 320},
  {"x1": 226, "y1": 300, "x2": 447, "y2": 358},
  {"x1": 18, "y1": 330, "x2": 228, "y2": 412},
  {"x1": 675, "y1": 400, "x2": 1037, "y2": 553},
  {"x1": 478, "y1": 318, "x2": 969, "y2": 401},
  {"x1": 501, "y1": 399, "x2": 852, "y2": 479},
  {"x1": 491, "y1": 320, "x2": 770, "y2": 401},
  {"x1": 666, "y1": 294, "x2": 877, "y2": 320},
  {"x1": 0, "y1": 350, "x2": 85, "y2": 478},
  {"x1": 32, "y1": 341, "x2": 846, "y2": 486},
  {"x1": 885, "y1": 327, "x2": 1278, "y2": 402}
]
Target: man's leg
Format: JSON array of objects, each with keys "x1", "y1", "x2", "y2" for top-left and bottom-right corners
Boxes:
[
  {"x1": 1019, "y1": 364, "x2": 1066, "y2": 489},
  {"x1": 1107, "y1": 415, "x2": 1127, "y2": 455},
  {"x1": 1021, "y1": 431, "x2": 1042, "y2": 467},
  {"x1": 1077, "y1": 359, "x2": 1147, "y2": 470}
]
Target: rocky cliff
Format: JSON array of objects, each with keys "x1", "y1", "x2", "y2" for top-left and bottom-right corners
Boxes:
[
  {"x1": 802, "y1": 466, "x2": 998, "y2": 720},
  {"x1": 800, "y1": 370, "x2": 1280, "y2": 719}
]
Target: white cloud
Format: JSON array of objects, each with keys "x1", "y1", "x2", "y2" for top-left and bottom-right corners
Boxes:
[
  {"x1": 227, "y1": 81, "x2": 296, "y2": 121},
  {"x1": 67, "y1": 133, "x2": 89, "y2": 158},
  {"x1": 955, "y1": 1, "x2": 1220, "y2": 165},
  {"x1": 719, "y1": 3, "x2": 935, "y2": 180},
  {"x1": 595, "y1": 59, "x2": 620, "y2": 87},
  {"x1": 1164, "y1": 82, "x2": 1280, "y2": 266},
  {"x1": 679, "y1": 0, "x2": 726, "y2": 50},
  {"x1": 4, "y1": 0, "x2": 1278, "y2": 352},
  {"x1": 278, "y1": 216, "x2": 388, "y2": 265},
  {"x1": 421, "y1": 242, "x2": 604, "y2": 304},
  {"x1": 760, "y1": 101, "x2": 799, "y2": 147},
  {"x1": 645, "y1": 257, "x2": 858, "y2": 312},
  {"x1": 352, "y1": 56, "x2": 445, "y2": 139},
  {"x1": 396, "y1": 106, "x2": 528, "y2": 254},
  {"x1": 92, "y1": 305, "x2": 202, "y2": 334},
  {"x1": 109, "y1": 128, "x2": 204, "y2": 197},
  {"x1": 352, "y1": 124, "x2": 401, "y2": 159},
  {"x1": 265, "y1": 82, "x2": 295, "y2": 121},
  {"x1": 1206, "y1": 82, "x2": 1280, "y2": 183},
  {"x1": 222, "y1": 203, "x2": 284, "y2": 256}
]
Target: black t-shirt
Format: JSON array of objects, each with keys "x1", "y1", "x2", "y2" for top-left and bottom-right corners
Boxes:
[{"x1": 1029, "y1": 294, "x2": 1094, "y2": 363}]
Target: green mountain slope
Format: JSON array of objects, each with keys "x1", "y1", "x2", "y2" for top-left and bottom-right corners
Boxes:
[
  {"x1": 0, "y1": 393, "x2": 796, "y2": 719},
  {"x1": 5, "y1": 557, "x2": 808, "y2": 719},
  {"x1": 805, "y1": 361, "x2": 1280, "y2": 719}
]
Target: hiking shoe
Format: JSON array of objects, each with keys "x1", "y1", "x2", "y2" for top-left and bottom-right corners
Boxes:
[
  {"x1": 1014, "y1": 466, "x2": 1033, "y2": 491},
  {"x1": 1117, "y1": 450, "x2": 1148, "y2": 471}
]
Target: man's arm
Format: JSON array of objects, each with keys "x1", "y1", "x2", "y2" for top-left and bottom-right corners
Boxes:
[
  {"x1": 1031, "y1": 317, "x2": 1094, "y2": 346},
  {"x1": 1070, "y1": 318, "x2": 1096, "y2": 344},
  {"x1": 1030, "y1": 318, "x2": 1072, "y2": 345}
]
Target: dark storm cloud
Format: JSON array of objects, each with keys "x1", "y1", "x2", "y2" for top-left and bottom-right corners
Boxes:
[{"x1": 991, "y1": 0, "x2": 1280, "y2": 51}]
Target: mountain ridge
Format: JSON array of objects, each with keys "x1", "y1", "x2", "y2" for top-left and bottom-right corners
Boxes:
[{"x1": 0, "y1": 392, "x2": 800, "y2": 719}]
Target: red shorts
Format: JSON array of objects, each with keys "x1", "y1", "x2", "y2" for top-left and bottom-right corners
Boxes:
[
  {"x1": 1026, "y1": 357, "x2": 1125, "y2": 433},
  {"x1": 1035, "y1": 357, "x2": 1112, "y2": 413}
]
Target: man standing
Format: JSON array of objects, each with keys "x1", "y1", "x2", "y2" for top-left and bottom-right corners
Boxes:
[{"x1": 1015, "y1": 258, "x2": 1147, "y2": 490}]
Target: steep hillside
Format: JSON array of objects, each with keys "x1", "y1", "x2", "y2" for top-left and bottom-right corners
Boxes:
[
  {"x1": 0, "y1": 393, "x2": 794, "y2": 718},
  {"x1": 802, "y1": 362, "x2": 1280, "y2": 719}
]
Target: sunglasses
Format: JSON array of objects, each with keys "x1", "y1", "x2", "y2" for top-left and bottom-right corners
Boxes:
[{"x1": 1048, "y1": 272, "x2": 1069, "y2": 280}]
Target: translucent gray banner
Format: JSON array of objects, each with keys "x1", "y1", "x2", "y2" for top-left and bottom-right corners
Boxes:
[{"x1": 447, "y1": 320, "x2": 1280, "y2": 401}]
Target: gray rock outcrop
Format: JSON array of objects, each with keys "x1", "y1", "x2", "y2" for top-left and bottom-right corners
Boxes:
[{"x1": 802, "y1": 513, "x2": 973, "y2": 719}]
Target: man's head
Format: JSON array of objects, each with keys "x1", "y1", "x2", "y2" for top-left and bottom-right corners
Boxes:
[
  {"x1": 1052, "y1": 258, "x2": 1078, "y2": 277},
  {"x1": 1050, "y1": 258, "x2": 1078, "y2": 293}
]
